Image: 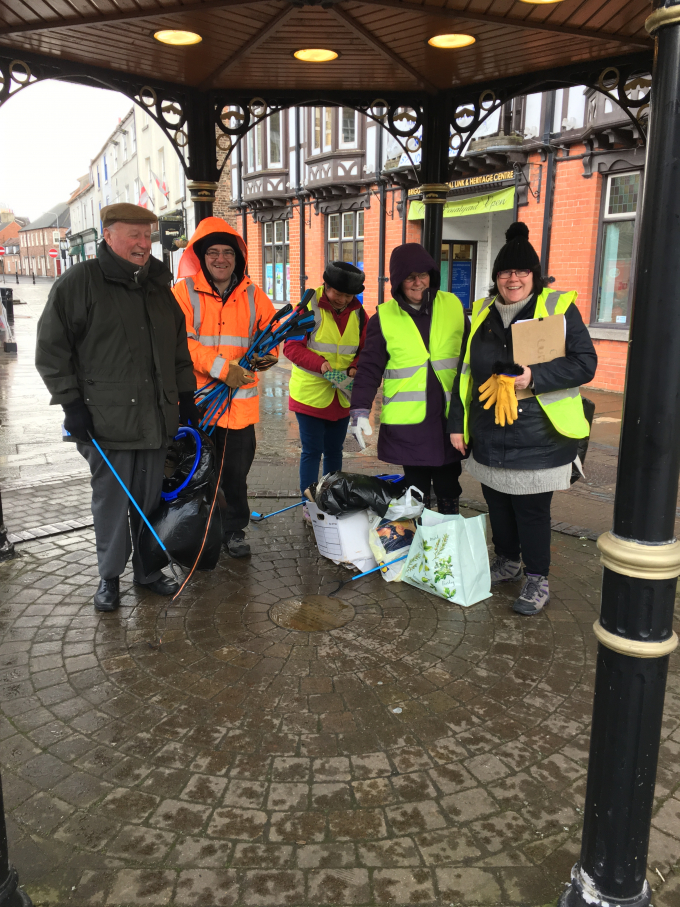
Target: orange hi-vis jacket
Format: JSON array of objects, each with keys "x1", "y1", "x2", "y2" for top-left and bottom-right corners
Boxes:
[{"x1": 173, "y1": 217, "x2": 277, "y2": 430}]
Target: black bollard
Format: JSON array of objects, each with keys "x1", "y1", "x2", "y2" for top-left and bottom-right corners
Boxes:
[
  {"x1": 560, "y1": 5, "x2": 680, "y2": 907},
  {"x1": 14, "y1": 272, "x2": 17, "y2": 286},
  {"x1": 0, "y1": 776, "x2": 32, "y2": 906},
  {"x1": 0, "y1": 488, "x2": 15, "y2": 563}
]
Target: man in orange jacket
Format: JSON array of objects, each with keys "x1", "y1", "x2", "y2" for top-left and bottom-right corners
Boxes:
[{"x1": 173, "y1": 217, "x2": 276, "y2": 557}]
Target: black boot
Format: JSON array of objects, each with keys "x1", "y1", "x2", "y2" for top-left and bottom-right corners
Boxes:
[
  {"x1": 134, "y1": 574, "x2": 179, "y2": 595},
  {"x1": 437, "y1": 496, "x2": 460, "y2": 515},
  {"x1": 94, "y1": 577, "x2": 120, "y2": 612},
  {"x1": 223, "y1": 530, "x2": 251, "y2": 558}
]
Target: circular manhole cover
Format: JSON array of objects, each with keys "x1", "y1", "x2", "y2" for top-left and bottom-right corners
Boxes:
[{"x1": 269, "y1": 595, "x2": 355, "y2": 632}]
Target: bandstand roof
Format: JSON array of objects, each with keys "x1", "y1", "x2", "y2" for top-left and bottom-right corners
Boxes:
[{"x1": 0, "y1": 0, "x2": 653, "y2": 94}]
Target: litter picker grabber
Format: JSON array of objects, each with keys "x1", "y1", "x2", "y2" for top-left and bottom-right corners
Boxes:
[
  {"x1": 250, "y1": 501, "x2": 305, "y2": 522},
  {"x1": 327, "y1": 553, "x2": 408, "y2": 596},
  {"x1": 89, "y1": 436, "x2": 182, "y2": 586}
]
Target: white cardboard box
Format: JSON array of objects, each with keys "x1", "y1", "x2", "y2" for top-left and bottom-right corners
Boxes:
[{"x1": 307, "y1": 502, "x2": 377, "y2": 572}]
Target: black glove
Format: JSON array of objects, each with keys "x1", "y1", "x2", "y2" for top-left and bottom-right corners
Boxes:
[
  {"x1": 179, "y1": 391, "x2": 200, "y2": 428},
  {"x1": 63, "y1": 397, "x2": 94, "y2": 443}
]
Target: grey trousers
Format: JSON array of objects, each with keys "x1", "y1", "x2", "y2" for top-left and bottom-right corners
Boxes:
[{"x1": 78, "y1": 444, "x2": 167, "y2": 583}]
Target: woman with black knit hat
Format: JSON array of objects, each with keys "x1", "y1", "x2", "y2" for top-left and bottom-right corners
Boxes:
[
  {"x1": 448, "y1": 222, "x2": 597, "y2": 616},
  {"x1": 285, "y1": 261, "x2": 367, "y2": 516},
  {"x1": 350, "y1": 243, "x2": 468, "y2": 513}
]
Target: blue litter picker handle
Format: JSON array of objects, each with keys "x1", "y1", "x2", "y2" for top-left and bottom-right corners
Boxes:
[
  {"x1": 250, "y1": 501, "x2": 305, "y2": 522},
  {"x1": 90, "y1": 436, "x2": 170, "y2": 557},
  {"x1": 350, "y1": 553, "x2": 408, "y2": 582},
  {"x1": 161, "y1": 427, "x2": 202, "y2": 502}
]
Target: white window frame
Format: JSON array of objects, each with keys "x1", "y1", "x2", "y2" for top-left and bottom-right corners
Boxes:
[
  {"x1": 323, "y1": 107, "x2": 332, "y2": 151},
  {"x1": 122, "y1": 134, "x2": 128, "y2": 161},
  {"x1": 339, "y1": 108, "x2": 358, "y2": 148},
  {"x1": 312, "y1": 107, "x2": 322, "y2": 154},
  {"x1": 268, "y1": 111, "x2": 282, "y2": 168},
  {"x1": 254, "y1": 123, "x2": 263, "y2": 170},
  {"x1": 52, "y1": 231, "x2": 60, "y2": 243}
]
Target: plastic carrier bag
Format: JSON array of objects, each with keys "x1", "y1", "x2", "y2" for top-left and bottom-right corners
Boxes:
[
  {"x1": 403, "y1": 509, "x2": 491, "y2": 607},
  {"x1": 368, "y1": 514, "x2": 417, "y2": 582},
  {"x1": 384, "y1": 485, "x2": 425, "y2": 521}
]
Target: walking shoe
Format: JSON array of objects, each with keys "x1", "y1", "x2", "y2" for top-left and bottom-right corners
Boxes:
[
  {"x1": 134, "y1": 574, "x2": 179, "y2": 596},
  {"x1": 513, "y1": 574, "x2": 550, "y2": 616},
  {"x1": 224, "y1": 530, "x2": 251, "y2": 558},
  {"x1": 94, "y1": 577, "x2": 120, "y2": 612},
  {"x1": 437, "y1": 496, "x2": 460, "y2": 515},
  {"x1": 489, "y1": 555, "x2": 523, "y2": 584},
  {"x1": 302, "y1": 503, "x2": 312, "y2": 524}
]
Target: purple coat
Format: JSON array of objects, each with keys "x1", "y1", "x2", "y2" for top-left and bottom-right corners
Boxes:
[{"x1": 351, "y1": 291, "x2": 469, "y2": 467}]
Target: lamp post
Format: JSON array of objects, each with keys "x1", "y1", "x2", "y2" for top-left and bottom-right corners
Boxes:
[{"x1": 560, "y1": 5, "x2": 680, "y2": 906}]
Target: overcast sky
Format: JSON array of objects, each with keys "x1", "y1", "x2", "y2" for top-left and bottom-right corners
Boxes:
[{"x1": 0, "y1": 81, "x2": 133, "y2": 221}]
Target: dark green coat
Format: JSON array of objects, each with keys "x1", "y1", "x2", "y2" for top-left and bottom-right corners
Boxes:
[{"x1": 36, "y1": 242, "x2": 196, "y2": 450}]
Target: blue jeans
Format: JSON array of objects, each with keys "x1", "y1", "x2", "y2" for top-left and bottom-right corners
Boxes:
[{"x1": 296, "y1": 412, "x2": 350, "y2": 496}]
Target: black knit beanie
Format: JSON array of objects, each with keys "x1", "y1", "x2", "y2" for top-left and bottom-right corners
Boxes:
[
  {"x1": 492, "y1": 222, "x2": 540, "y2": 281},
  {"x1": 323, "y1": 261, "x2": 364, "y2": 296},
  {"x1": 196, "y1": 232, "x2": 245, "y2": 285}
]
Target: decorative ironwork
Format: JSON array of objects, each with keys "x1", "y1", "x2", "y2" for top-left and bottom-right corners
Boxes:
[
  {"x1": 446, "y1": 54, "x2": 651, "y2": 161},
  {"x1": 213, "y1": 93, "x2": 425, "y2": 173},
  {"x1": 0, "y1": 52, "x2": 193, "y2": 172}
]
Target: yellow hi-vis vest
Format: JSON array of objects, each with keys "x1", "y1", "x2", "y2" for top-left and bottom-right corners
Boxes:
[
  {"x1": 288, "y1": 286, "x2": 361, "y2": 409},
  {"x1": 459, "y1": 288, "x2": 591, "y2": 443},
  {"x1": 377, "y1": 291, "x2": 465, "y2": 425}
]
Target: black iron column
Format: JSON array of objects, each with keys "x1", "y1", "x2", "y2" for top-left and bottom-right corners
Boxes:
[
  {"x1": 296, "y1": 106, "x2": 306, "y2": 303},
  {"x1": 0, "y1": 489, "x2": 14, "y2": 562},
  {"x1": 561, "y1": 8, "x2": 680, "y2": 907},
  {"x1": 419, "y1": 95, "x2": 450, "y2": 268},
  {"x1": 539, "y1": 91, "x2": 557, "y2": 278},
  {"x1": 186, "y1": 90, "x2": 220, "y2": 225},
  {"x1": 376, "y1": 123, "x2": 386, "y2": 306}
]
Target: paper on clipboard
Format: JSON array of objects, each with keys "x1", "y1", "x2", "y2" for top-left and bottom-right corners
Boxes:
[{"x1": 511, "y1": 314, "x2": 566, "y2": 400}]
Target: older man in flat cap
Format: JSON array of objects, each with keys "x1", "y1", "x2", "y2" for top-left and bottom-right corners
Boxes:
[{"x1": 36, "y1": 203, "x2": 197, "y2": 612}]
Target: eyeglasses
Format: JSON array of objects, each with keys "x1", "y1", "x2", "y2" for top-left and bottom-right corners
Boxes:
[
  {"x1": 497, "y1": 269, "x2": 531, "y2": 279},
  {"x1": 403, "y1": 272, "x2": 429, "y2": 284},
  {"x1": 206, "y1": 249, "x2": 235, "y2": 261}
]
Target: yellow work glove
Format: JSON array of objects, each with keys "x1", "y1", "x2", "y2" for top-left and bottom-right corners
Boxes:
[
  {"x1": 495, "y1": 374, "x2": 519, "y2": 427},
  {"x1": 479, "y1": 374, "x2": 499, "y2": 410}
]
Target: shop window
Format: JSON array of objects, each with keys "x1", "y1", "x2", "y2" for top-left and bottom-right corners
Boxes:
[
  {"x1": 263, "y1": 219, "x2": 290, "y2": 302},
  {"x1": 269, "y1": 111, "x2": 282, "y2": 167},
  {"x1": 340, "y1": 108, "x2": 357, "y2": 146},
  {"x1": 594, "y1": 171, "x2": 640, "y2": 326},
  {"x1": 441, "y1": 242, "x2": 477, "y2": 310},
  {"x1": 326, "y1": 211, "x2": 364, "y2": 288}
]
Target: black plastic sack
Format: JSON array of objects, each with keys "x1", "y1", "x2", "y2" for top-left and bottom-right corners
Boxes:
[
  {"x1": 312, "y1": 471, "x2": 398, "y2": 517},
  {"x1": 139, "y1": 428, "x2": 222, "y2": 572},
  {"x1": 571, "y1": 396, "x2": 596, "y2": 484}
]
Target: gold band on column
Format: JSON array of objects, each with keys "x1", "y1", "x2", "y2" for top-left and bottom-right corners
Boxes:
[
  {"x1": 646, "y1": 5, "x2": 680, "y2": 34},
  {"x1": 187, "y1": 180, "x2": 219, "y2": 204},
  {"x1": 597, "y1": 531, "x2": 680, "y2": 580},
  {"x1": 419, "y1": 184, "x2": 449, "y2": 204},
  {"x1": 593, "y1": 621, "x2": 679, "y2": 658}
]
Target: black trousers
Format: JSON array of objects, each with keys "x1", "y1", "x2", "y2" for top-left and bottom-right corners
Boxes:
[
  {"x1": 481, "y1": 484, "x2": 553, "y2": 576},
  {"x1": 214, "y1": 424, "x2": 256, "y2": 535},
  {"x1": 402, "y1": 462, "x2": 462, "y2": 502}
]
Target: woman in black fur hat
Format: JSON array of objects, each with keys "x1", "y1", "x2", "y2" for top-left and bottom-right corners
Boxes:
[{"x1": 448, "y1": 222, "x2": 597, "y2": 616}]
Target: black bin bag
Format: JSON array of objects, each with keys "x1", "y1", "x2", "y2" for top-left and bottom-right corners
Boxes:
[
  {"x1": 312, "y1": 471, "x2": 399, "y2": 518},
  {"x1": 139, "y1": 427, "x2": 222, "y2": 573}
]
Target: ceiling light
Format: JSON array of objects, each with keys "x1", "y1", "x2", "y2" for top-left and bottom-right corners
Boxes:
[
  {"x1": 519, "y1": 0, "x2": 564, "y2": 4},
  {"x1": 293, "y1": 48, "x2": 339, "y2": 62},
  {"x1": 153, "y1": 29, "x2": 203, "y2": 45},
  {"x1": 428, "y1": 33, "x2": 476, "y2": 48}
]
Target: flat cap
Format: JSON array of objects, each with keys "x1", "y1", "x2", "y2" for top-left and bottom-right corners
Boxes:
[{"x1": 100, "y1": 203, "x2": 158, "y2": 228}]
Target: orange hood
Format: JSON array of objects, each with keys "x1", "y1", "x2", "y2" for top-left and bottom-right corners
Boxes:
[{"x1": 178, "y1": 216, "x2": 248, "y2": 279}]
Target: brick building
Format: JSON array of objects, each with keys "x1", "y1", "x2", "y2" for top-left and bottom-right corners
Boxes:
[
  {"x1": 19, "y1": 203, "x2": 70, "y2": 278},
  {"x1": 222, "y1": 91, "x2": 645, "y2": 392}
]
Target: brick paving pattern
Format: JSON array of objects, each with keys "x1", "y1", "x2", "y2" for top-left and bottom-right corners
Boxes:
[{"x1": 2, "y1": 282, "x2": 680, "y2": 905}]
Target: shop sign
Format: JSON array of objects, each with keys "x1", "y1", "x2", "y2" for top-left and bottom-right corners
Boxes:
[
  {"x1": 408, "y1": 186, "x2": 515, "y2": 220},
  {"x1": 408, "y1": 170, "x2": 515, "y2": 198}
]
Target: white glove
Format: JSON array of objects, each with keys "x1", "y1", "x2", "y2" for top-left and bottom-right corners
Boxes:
[{"x1": 352, "y1": 416, "x2": 373, "y2": 450}]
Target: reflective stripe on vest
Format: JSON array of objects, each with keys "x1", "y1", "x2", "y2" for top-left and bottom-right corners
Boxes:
[
  {"x1": 288, "y1": 286, "x2": 361, "y2": 410},
  {"x1": 378, "y1": 291, "x2": 465, "y2": 426},
  {"x1": 186, "y1": 277, "x2": 256, "y2": 343},
  {"x1": 459, "y1": 289, "x2": 590, "y2": 442}
]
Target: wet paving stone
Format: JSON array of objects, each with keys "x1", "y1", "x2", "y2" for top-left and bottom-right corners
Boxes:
[{"x1": 1, "y1": 515, "x2": 680, "y2": 906}]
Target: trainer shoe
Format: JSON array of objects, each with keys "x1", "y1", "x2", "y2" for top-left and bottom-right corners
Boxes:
[
  {"x1": 224, "y1": 530, "x2": 251, "y2": 558},
  {"x1": 513, "y1": 574, "x2": 550, "y2": 616},
  {"x1": 489, "y1": 555, "x2": 522, "y2": 584}
]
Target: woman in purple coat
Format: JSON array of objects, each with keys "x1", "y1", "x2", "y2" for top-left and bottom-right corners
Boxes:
[{"x1": 349, "y1": 244, "x2": 469, "y2": 513}]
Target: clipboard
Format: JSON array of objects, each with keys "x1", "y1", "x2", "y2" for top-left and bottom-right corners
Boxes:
[{"x1": 511, "y1": 314, "x2": 565, "y2": 400}]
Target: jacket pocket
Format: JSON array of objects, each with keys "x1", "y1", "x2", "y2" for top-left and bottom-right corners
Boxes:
[
  {"x1": 83, "y1": 380, "x2": 142, "y2": 443},
  {"x1": 163, "y1": 388, "x2": 179, "y2": 438}
]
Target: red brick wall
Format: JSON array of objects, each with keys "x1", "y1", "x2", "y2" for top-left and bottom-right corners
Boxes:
[
  {"x1": 589, "y1": 339, "x2": 628, "y2": 392},
  {"x1": 304, "y1": 205, "x2": 325, "y2": 293},
  {"x1": 247, "y1": 220, "x2": 264, "y2": 288}
]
